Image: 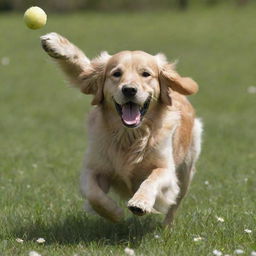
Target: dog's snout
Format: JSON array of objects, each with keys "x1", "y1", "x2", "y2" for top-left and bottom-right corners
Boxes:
[{"x1": 122, "y1": 86, "x2": 137, "y2": 98}]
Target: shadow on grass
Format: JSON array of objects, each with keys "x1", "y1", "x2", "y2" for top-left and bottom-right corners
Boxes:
[{"x1": 12, "y1": 211, "x2": 162, "y2": 246}]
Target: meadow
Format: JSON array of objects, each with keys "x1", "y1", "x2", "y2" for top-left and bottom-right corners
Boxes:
[{"x1": 0, "y1": 4, "x2": 255, "y2": 256}]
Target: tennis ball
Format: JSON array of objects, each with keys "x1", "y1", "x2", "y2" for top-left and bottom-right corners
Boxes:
[{"x1": 24, "y1": 6, "x2": 47, "y2": 30}]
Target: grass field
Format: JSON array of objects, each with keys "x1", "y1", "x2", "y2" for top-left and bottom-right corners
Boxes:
[{"x1": 0, "y1": 4, "x2": 256, "y2": 256}]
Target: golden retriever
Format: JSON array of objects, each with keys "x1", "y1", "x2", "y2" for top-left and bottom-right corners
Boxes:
[{"x1": 40, "y1": 32, "x2": 202, "y2": 226}]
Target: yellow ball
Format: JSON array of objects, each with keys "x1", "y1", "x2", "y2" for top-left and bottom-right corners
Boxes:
[{"x1": 24, "y1": 6, "x2": 47, "y2": 30}]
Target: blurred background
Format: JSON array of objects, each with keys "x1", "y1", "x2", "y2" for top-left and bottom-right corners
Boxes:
[{"x1": 0, "y1": 0, "x2": 252, "y2": 12}]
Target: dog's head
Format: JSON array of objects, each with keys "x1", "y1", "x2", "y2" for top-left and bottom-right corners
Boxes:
[{"x1": 79, "y1": 51, "x2": 198, "y2": 128}]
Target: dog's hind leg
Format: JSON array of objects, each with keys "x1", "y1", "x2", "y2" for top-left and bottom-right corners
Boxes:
[
  {"x1": 80, "y1": 169, "x2": 124, "y2": 222},
  {"x1": 163, "y1": 118, "x2": 203, "y2": 227},
  {"x1": 163, "y1": 164, "x2": 195, "y2": 227}
]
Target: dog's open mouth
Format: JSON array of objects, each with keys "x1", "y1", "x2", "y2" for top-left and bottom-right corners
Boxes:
[{"x1": 114, "y1": 96, "x2": 151, "y2": 128}]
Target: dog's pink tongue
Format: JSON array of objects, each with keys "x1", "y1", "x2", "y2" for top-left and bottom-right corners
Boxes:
[{"x1": 122, "y1": 103, "x2": 141, "y2": 126}]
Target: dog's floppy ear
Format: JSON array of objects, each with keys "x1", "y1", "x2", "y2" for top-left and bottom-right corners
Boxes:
[
  {"x1": 79, "y1": 52, "x2": 111, "y2": 105},
  {"x1": 157, "y1": 57, "x2": 198, "y2": 105},
  {"x1": 161, "y1": 64, "x2": 198, "y2": 95}
]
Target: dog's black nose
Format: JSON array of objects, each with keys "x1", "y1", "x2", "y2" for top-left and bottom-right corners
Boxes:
[{"x1": 122, "y1": 86, "x2": 137, "y2": 98}]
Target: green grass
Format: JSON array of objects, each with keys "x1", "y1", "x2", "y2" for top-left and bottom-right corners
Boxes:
[{"x1": 0, "y1": 5, "x2": 256, "y2": 256}]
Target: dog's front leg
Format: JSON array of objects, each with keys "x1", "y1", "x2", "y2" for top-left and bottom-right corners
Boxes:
[
  {"x1": 128, "y1": 167, "x2": 179, "y2": 216},
  {"x1": 80, "y1": 169, "x2": 124, "y2": 222},
  {"x1": 40, "y1": 32, "x2": 89, "y2": 85}
]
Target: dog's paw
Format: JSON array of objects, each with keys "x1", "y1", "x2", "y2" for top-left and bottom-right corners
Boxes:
[
  {"x1": 127, "y1": 196, "x2": 153, "y2": 216},
  {"x1": 40, "y1": 32, "x2": 71, "y2": 59},
  {"x1": 84, "y1": 200, "x2": 97, "y2": 216}
]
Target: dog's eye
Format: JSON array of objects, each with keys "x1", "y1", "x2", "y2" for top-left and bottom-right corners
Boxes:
[
  {"x1": 112, "y1": 71, "x2": 122, "y2": 78},
  {"x1": 142, "y1": 71, "x2": 151, "y2": 77}
]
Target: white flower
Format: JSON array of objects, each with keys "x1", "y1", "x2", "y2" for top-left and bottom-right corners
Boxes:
[
  {"x1": 36, "y1": 238, "x2": 45, "y2": 243},
  {"x1": 1, "y1": 57, "x2": 10, "y2": 66},
  {"x1": 204, "y1": 180, "x2": 209, "y2": 185},
  {"x1": 244, "y1": 229, "x2": 252, "y2": 233},
  {"x1": 18, "y1": 170, "x2": 24, "y2": 175},
  {"x1": 29, "y1": 251, "x2": 41, "y2": 256},
  {"x1": 193, "y1": 236, "x2": 203, "y2": 242},
  {"x1": 16, "y1": 238, "x2": 24, "y2": 243},
  {"x1": 154, "y1": 234, "x2": 160, "y2": 239},
  {"x1": 213, "y1": 249, "x2": 222, "y2": 256},
  {"x1": 251, "y1": 251, "x2": 256, "y2": 256},
  {"x1": 247, "y1": 86, "x2": 256, "y2": 94},
  {"x1": 216, "y1": 216, "x2": 224, "y2": 222},
  {"x1": 124, "y1": 247, "x2": 135, "y2": 256},
  {"x1": 234, "y1": 249, "x2": 244, "y2": 254}
]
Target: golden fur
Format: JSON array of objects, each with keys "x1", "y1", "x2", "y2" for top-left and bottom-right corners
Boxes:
[{"x1": 41, "y1": 33, "x2": 202, "y2": 226}]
